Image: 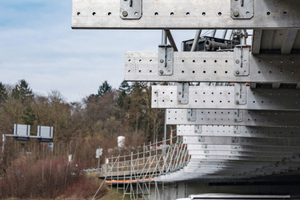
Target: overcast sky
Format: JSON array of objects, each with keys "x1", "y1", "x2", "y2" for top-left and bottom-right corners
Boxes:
[{"x1": 0, "y1": 0, "x2": 199, "y2": 102}]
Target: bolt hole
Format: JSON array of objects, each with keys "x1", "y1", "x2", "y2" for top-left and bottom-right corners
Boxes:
[
  {"x1": 225, "y1": 60, "x2": 228, "y2": 63},
  {"x1": 186, "y1": 12, "x2": 190, "y2": 16},
  {"x1": 203, "y1": 60, "x2": 206, "y2": 63},
  {"x1": 182, "y1": 70, "x2": 185, "y2": 73},
  {"x1": 92, "y1": 12, "x2": 96, "y2": 15},
  {"x1": 202, "y1": 12, "x2": 206, "y2": 16},
  {"x1": 108, "y1": 12, "x2": 112, "y2": 16},
  {"x1": 203, "y1": 71, "x2": 206, "y2": 73},
  {"x1": 128, "y1": 59, "x2": 131, "y2": 62},
  {"x1": 192, "y1": 71, "x2": 195, "y2": 73},
  {"x1": 77, "y1": 12, "x2": 81, "y2": 16},
  {"x1": 267, "y1": 12, "x2": 271, "y2": 15},
  {"x1": 170, "y1": 12, "x2": 174, "y2": 16},
  {"x1": 182, "y1": 60, "x2": 185, "y2": 62},
  {"x1": 258, "y1": 71, "x2": 261, "y2": 74},
  {"x1": 283, "y1": 11, "x2": 287, "y2": 15},
  {"x1": 134, "y1": 12, "x2": 138, "y2": 16},
  {"x1": 218, "y1": 12, "x2": 222, "y2": 16},
  {"x1": 149, "y1": 70, "x2": 152, "y2": 73},
  {"x1": 192, "y1": 60, "x2": 195, "y2": 63},
  {"x1": 154, "y1": 12, "x2": 158, "y2": 16},
  {"x1": 225, "y1": 71, "x2": 228, "y2": 74},
  {"x1": 149, "y1": 59, "x2": 152, "y2": 62},
  {"x1": 214, "y1": 60, "x2": 217, "y2": 63}
]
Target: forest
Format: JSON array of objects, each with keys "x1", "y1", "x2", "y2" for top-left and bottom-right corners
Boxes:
[{"x1": 0, "y1": 79, "x2": 165, "y2": 199}]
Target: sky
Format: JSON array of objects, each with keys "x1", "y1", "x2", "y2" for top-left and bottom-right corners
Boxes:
[{"x1": 0, "y1": 0, "x2": 198, "y2": 102}]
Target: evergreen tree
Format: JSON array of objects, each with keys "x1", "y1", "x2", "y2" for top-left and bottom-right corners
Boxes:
[
  {"x1": 116, "y1": 81, "x2": 132, "y2": 109},
  {"x1": 0, "y1": 82, "x2": 8, "y2": 103},
  {"x1": 12, "y1": 79, "x2": 33, "y2": 104},
  {"x1": 97, "y1": 80, "x2": 112, "y2": 97},
  {"x1": 119, "y1": 80, "x2": 131, "y2": 93},
  {"x1": 21, "y1": 106, "x2": 36, "y2": 126}
]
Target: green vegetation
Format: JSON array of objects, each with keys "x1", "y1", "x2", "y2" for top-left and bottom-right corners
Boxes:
[{"x1": 0, "y1": 79, "x2": 165, "y2": 199}]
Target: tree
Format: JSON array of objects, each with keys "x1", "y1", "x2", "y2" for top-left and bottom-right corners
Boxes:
[
  {"x1": 21, "y1": 106, "x2": 36, "y2": 126},
  {"x1": 0, "y1": 82, "x2": 8, "y2": 103},
  {"x1": 97, "y1": 80, "x2": 112, "y2": 97},
  {"x1": 116, "y1": 81, "x2": 131, "y2": 109},
  {"x1": 12, "y1": 79, "x2": 33, "y2": 104},
  {"x1": 119, "y1": 80, "x2": 131, "y2": 93}
]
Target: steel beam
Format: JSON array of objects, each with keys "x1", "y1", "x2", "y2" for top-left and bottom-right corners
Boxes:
[
  {"x1": 187, "y1": 144, "x2": 300, "y2": 153},
  {"x1": 166, "y1": 109, "x2": 300, "y2": 127},
  {"x1": 152, "y1": 86, "x2": 300, "y2": 110},
  {"x1": 125, "y1": 52, "x2": 300, "y2": 83},
  {"x1": 177, "y1": 125, "x2": 300, "y2": 138},
  {"x1": 72, "y1": 0, "x2": 300, "y2": 29},
  {"x1": 281, "y1": 29, "x2": 298, "y2": 54},
  {"x1": 183, "y1": 136, "x2": 300, "y2": 146}
]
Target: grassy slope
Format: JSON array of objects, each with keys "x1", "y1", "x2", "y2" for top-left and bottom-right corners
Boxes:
[{"x1": 98, "y1": 187, "x2": 130, "y2": 200}]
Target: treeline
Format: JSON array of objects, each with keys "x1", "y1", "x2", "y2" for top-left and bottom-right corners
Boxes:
[{"x1": 0, "y1": 79, "x2": 165, "y2": 170}]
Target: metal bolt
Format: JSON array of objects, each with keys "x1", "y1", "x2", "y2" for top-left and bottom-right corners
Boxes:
[
  {"x1": 159, "y1": 70, "x2": 164, "y2": 74},
  {"x1": 178, "y1": 100, "x2": 181, "y2": 103},
  {"x1": 188, "y1": 118, "x2": 191, "y2": 121},
  {"x1": 235, "y1": 70, "x2": 240, "y2": 75},
  {"x1": 235, "y1": 59, "x2": 240, "y2": 64},
  {"x1": 178, "y1": 92, "x2": 182, "y2": 95},
  {"x1": 122, "y1": 11, "x2": 128, "y2": 17},
  {"x1": 236, "y1": 92, "x2": 239, "y2": 95},
  {"x1": 234, "y1": 119, "x2": 237, "y2": 122},
  {"x1": 233, "y1": 11, "x2": 239, "y2": 17},
  {"x1": 160, "y1": 59, "x2": 164, "y2": 63},
  {"x1": 236, "y1": 100, "x2": 240, "y2": 104}
]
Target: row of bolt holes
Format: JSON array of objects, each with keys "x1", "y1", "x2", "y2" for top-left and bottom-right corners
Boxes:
[
  {"x1": 77, "y1": 12, "x2": 221, "y2": 16},
  {"x1": 200, "y1": 130, "x2": 298, "y2": 134},
  {"x1": 129, "y1": 59, "x2": 296, "y2": 64},
  {"x1": 156, "y1": 91, "x2": 298, "y2": 96},
  {"x1": 129, "y1": 59, "x2": 227, "y2": 63},
  {"x1": 130, "y1": 70, "x2": 296, "y2": 74},
  {"x1": 154, "y1": 99, "x2": 296, "y2": 104},
  {"x1": 76, "y1": 11, "x2": 281, "y2": 16},
  {"x1": 172, "y1": 111, "x2": 296, "y2": 115},
  {"x1": 170, "y1": 118, "x2": 289, "y2": 122}
]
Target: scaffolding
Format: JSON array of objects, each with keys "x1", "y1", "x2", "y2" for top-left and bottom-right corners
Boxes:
[{"x1": 101, "y1": 136, "x2": 189, "y2": 200}]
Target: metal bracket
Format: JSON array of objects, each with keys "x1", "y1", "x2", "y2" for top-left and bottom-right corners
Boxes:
[
  {"x1": 187, "y1": 109, "x2": 196, "y2": 122},
  {"x1": 234, "y1": 83, "x2": 247, "y2": 105},
  {"x1": 177, "y1": 82, "x2": 189, "y2": 104},
  {"x1": 233, "y1": 126, "x2": 241, "y2": 134},
  {"x1": 198, "y1": 136, "x2": 205, "y2": 142},
  {"x1": 120, "y1": 0, "x2": 142, "y2": 19},
  {"x1": 231, "y1": 0, "x2": 254, "y2": 19},
  {"x1": 234, "y1": 110, "x2": 243, "y2": 122},
  {"x1": 194, "y1": 125, "x2": 202, "y2": 133},
  {"x1": 234, "y1": 46, "x2": 250, "y2": 76},
  {"x1": 158, "y1": 45, "x2": 174, "y2": 76}
]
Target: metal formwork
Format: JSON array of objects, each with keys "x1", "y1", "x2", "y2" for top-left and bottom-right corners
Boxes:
[{"x1": 72, "y1": 0, "x2": 300, "y2": 199}]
